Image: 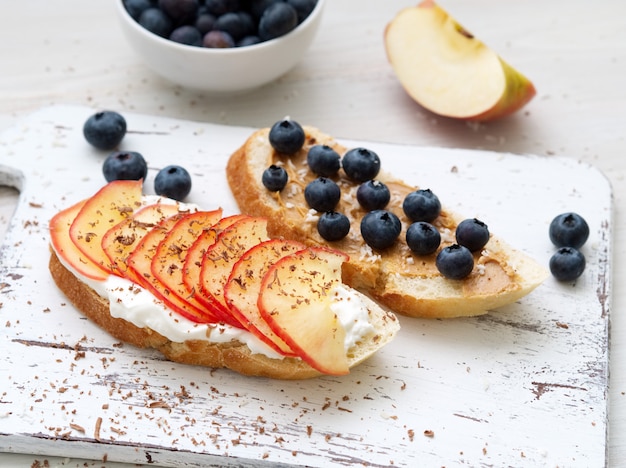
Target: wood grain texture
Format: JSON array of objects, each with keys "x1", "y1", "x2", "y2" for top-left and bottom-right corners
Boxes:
[{"x1": 0, "y1": 106, "x2": 612, "y2": 467}]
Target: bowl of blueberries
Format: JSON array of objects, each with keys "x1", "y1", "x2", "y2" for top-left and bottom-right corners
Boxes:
[{"x1": 116, "y1": 0, "x2": 324, "y2": 93}]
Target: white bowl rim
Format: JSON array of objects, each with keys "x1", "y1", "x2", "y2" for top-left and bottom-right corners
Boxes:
[{"x1": 115, "y1": 0, "x2": 326, "y2": 56}]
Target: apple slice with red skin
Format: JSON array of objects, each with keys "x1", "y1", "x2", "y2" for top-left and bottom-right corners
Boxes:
[
  {"x1": 151, "y1": 209, "x2": 224, "y2": 320},
  {"x1": 50, "y1": 199, "x2": 108, "y2": 281},
  {"x1": 182, "y1": 214, "x2": 247, "y2": 326},
  {"x1": 69, "y1": 180, "x2": 143, "y2": 274},
  {"x1": 225, "y1": 239, "x2": 306, "y2": 356},
  {"x1": 102, "y1": 202, "x2": 184, "y2": 277},
  {"x1": 199, "y1": 217, "x2": 269, "y2": 326},
  {"x1": 258, "y1": 247, "x2": 350, "y2": 375},
  {"x1": 127, "y1": 213, "x2": 218, "y2": 323}
]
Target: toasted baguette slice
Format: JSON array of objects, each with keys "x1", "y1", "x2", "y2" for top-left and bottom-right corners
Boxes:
[
  {"x1": 49, "y1": 249, "x2": 399, "y2": 380},
  {"x1": 227, "y1": 126, "x2": 548, "y2": 318}
]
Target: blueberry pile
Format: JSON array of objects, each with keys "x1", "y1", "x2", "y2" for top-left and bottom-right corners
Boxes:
[
  {"x1": 548, "y1": 212, "x2": 589, "y2": 281},
  {"x1": 84, "y1": 110, "x2": 193, "y2": 201},
  {"x1": 263, "y1": 118, "x2": 495, "y2": 280},
  {"x1": 123, "y1": 0, "x2": 318, "y2": 49}
]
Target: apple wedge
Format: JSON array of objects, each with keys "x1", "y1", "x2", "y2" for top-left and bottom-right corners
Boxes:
[
  {"x1": 200, "y1": 217, "x2": 269, "y2": 325},
  {"x1": 182, "y1": 214, "x2": 247, "y2": 326},
  {"x1": 225, "y1": 239, "x2": 306, "y2": 356},
  {"x1": 151, "y1": 209, "x2": 224, "y2": 319},
  {"x1": 102, "y1": 202, "x2": 183, "y2": 277},
  {"x1": 69, "y1": 180, "x2": 143, "y2": 274},
  {"x1": 258, "y1": 247, "x2": 350, "y2": 375},
  {"x1": 384, "y1": 0, "x2": 536, "y2": 121},
  {"x1": 50, "y1": 199, "x2": 108, "y2": 281}
]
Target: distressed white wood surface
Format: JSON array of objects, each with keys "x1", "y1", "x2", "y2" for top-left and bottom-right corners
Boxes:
[{"x1": 0, "y1": 106, "x2": 612, "y2": 467}]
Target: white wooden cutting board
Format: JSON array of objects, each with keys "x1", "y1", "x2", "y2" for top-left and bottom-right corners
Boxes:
[{"x1": 0, "y1": 106, "x2": 613, "y2": 467}]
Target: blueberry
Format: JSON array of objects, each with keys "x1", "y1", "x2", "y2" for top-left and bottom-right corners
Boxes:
[
  {"x1": 262, "y1": 165, "x2": 288, "y2": 192},
  {"x1": 307, "y1": 145, "x2": 340, "y2": 177},
  {"x1": 402, "y1": 189, "x2": 441, "y2": 223},
  {"x1": 317, "y1": 211, "x2": 350, "y2": 242},
  {"x1": 436, "y1": 244, "x2": 474, "y2": 280},
  {"x1": 269, "y1": 119, "x2": 305, "y2": 154},
  {"x1": 304, "y1": 177, "x2": 341, "y2": 212},
  {"x1": 194, "y1": 13, "x2": 216, "y2": 36},
  {"x1": 158, "y1": 0, "x2": 198, "y2": 25},
  {"x1": 103, "y1": 151, "x2": 148, "y2": 182},
  {"x1": 237, "y1": 35, "x2": 261, "y2": 47},
  {"x1": 356, "y1": 180, "x2": 390, "y2": 211},
  {"x1": 286, "y1": 0, "x2": 317, "y2": 23},
  {"x1": 550, "y1": 247, "x2": 586, "y2": 282},
  {"x1": 360, "y1": 210, "x2": 401, "y2": 250},
  {"x1": 123, "y1": 0, "x2": 153, "y2": 21},
  {"x1": 203, "y1": 30, "x2": 235, "y2": 48},
  {"x1": 258, "y1": 2, "x2": 298, "y2": 41},
  {"x1": 154, "y1": 165, "x2": 192, "y2": 201},
  {"x1": 139, "y1": 8, "x2": 173, "y2": 38},
  {"x1": 342, "y1": 147, "x2": 381, "y2": 183},
  {"x1": 205, "y1": 0, "x2": 241, "y2": 16},
  {"x1": 549, "y1": 212, "x2": 589, "y2": 249},
  {"x1": 456, "y1": 218, "x2": 490, "y2": 252},
  {"x1": 249, "y1": 0, "x2": 283, "y2": 20},
  {"x1": 406, "y1": 222, "x2": 441, "y2": 256},
  {"x1": 214, "y1": 12, "x2": 254, "y2": 42},
  {"x1": 83, "y1": 111, "x2": 127, "y2": 150},
  {"x1": 170, "y1": 25, "x2": 203, "y2": 46}
]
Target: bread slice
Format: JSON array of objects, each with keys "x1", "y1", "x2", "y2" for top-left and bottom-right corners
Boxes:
[
  {"x1": 49, "y1": 249, "x2": 400, "y2": 380},
  {"x1": 226, "y1": 126, "x2": 548, "y2": 318}
]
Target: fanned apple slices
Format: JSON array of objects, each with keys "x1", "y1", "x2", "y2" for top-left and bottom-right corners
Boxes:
[{"x1": 52, "y1": 180, "x2": 369, "y2": 375}]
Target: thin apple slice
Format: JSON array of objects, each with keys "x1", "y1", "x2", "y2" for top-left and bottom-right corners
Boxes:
[
  {"x1": 151, "y1": 209, "x2": 224, "y2": 319},
  {"x1": 50, "y1": 199, "x2": 108, "y2": 281},
  {"x1": 225, "y1": 239, "x2": 306, "y2": 356},
  {"x1": 182, "y1": 214, "x2": 247, "y2": 326},
  {"x1": 258, "y1": 247, "x2": 350, "y2": 375},
  {"x1": 127, "y1": 213, "x2": 218, "y2": 323},
  {"x1": 384, "y1": 0, "x2": 536, "y2": 121},
  {"x1": 102, "y1": 202, "x2": 183, "y2": 277},
  {"x1": 69, "y1": 180, "x2": 143, "y2": 274},
  {"x1": 200, "y1": 217, "x2": 269, "y2": 324}
]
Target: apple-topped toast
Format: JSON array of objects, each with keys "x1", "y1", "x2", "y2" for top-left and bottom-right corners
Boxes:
[
  {"x1": 226, "y1": 120, "x2": 547, "y2": 318},
  {"x1": 48, "y1": 180, "x2": 400, "y2": 379}
]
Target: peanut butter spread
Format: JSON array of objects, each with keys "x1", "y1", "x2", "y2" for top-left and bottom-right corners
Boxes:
[{"x1": 259, "y1": 128, "x2": 518, "y2": 297}]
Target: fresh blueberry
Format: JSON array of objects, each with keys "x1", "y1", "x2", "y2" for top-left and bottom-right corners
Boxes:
[
  {"x1": 194, "y1": 13, "x2": 216, "y2": 36},
  {"x1": 436, "y1": 244, "x2": 474, "y2": 280},
  {"x1": 406, "y1": 222, "x2": 441, "y2": 256},
  {"x1": 262, "y1": 165, "x2": 288, "y2": 192},
  {"x1": 456, "y1": 218, "x2": 490, "y2": 252},
  {"x1": 249, "y1": 0, "x2": 283, "y2": 20},
  {"x1": 214, "y1": 12, "x2": 254, "y2": 42},
  {"x1": 237, "y1": 35, "x2": 261, "y2": 47},
  {"x1": 549, "y1": 212, "x2": 590, "y2": 249},
  {"x1": 258, "y1": 2, "x2": 298, "y2": 41},
  {"x1": 304, "y1": 177, "x2": 341, "y2": 212},
  {"x1": 123, "y1": 0, "x2": 153, "y2": 20},
  {"x1": 170, "y1": 25, "x2": 203, "y2": 46},
  {"x1": 269, "y1": 119, "x2": 305, "y2": 154},
  {"x1": 360, "y1": 210, "x2": 401, "y2": 250},
  {"x1": 307, "y1": 145, "x2": 340, "y2": 177},
  {"x1": 83, "y1": 111, "x2": 127, "y2": 150},
  {"x1": 139, "y1": 8, "x2": 173, "y2": 38},
  {"x1": 103, "y1": 151, "x2": 148, "y2": 182},
  {"x1": 154, "y1": 165, "x2": 192, "y2": 201},
  {"x1": 205, "y1": 0, "x2": 241, "y2": 16},
  {"x1": 356, "y1": 180, "x2": 390, "y2": 211},
  {"x1": 203, "y1": 30, "x2": 235, "y2": 48},
  {"x1": 158, "y1": 0, "x2": 199, "y2": 25},
  {"x1": 402, "y1": 189, "x2": 441, "y2": 223},
  {"x1": 550, "y1": 247, "x2": 586, "y2": 282},
  {"x1": 342, "y1": 147, "x2": 381, "y2": 183},
  {"x1": 286, "y1": 0, "x2": 317, "y2": 23},
  {"x1": 317, "y1": 211, "x2": 350, "y2": 242}
]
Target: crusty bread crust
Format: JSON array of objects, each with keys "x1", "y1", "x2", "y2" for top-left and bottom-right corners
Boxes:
[
  {"x1": 49, "y1": 250, "x2": 398, "y2": 379},
  {"x1": 227, "y1": 126, "x2": 548, "y2": 318}
]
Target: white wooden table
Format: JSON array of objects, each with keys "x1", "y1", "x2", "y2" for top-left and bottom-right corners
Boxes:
[{"x1": 1, "y1": 1, "x2": 624, "y2": 466}]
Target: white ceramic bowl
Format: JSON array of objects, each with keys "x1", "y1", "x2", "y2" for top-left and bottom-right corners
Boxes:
[{"x1": 115, "y1": 0, "x2": 325, "y2": 94}]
